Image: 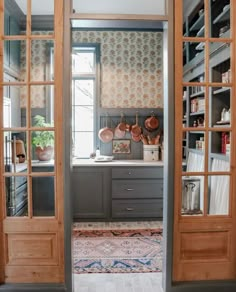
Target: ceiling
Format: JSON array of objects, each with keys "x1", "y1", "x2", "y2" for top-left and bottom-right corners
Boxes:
[{"x1": 15, "y1": 0, "x2": 54, "y2": 15}]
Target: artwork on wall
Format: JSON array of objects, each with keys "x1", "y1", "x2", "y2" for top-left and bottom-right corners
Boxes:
[{"x1": 112, "y1": 139, "x2": 131, "y2": 154}]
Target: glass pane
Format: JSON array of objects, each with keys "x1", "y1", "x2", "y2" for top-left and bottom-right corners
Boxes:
[
  {"x1": 5, "y1": 176, "x2": 28, "y2": 217},
  {"x1": 4, "y1": 131, "x2": 27, "y2": 173},
  {"x1": 74, "y1": 80, "x2": 94, "y2": 106},
  {"x1": 182, "y1": 175, "x2": 204, "y2": 216},
  {"x1": 210, "y1": 1, "x2": 230, "y2": 38},
  {"x1": 183, "y1": 41, "x2": 205, "y2": 73},
  {"x1": 3, "y1": 85, "x2": 27, "y2": 128},
  {"x1": 3, "y1": 40, "x2": 26, "y2": 77},
  {"x1": 31, "y1": 0, "x2": 54, "y2": 34},
  {"x1": 72, "y1": 50, "x2": 95, "y2": 74},
  {"x1": 184, "y1": 142, "x2": 205, "y2": 174},
  {"x1": 208, "y1": 175, "x2": 230, "y2": 215},
  {"x1": 30, "y1": 85, "x2": 54, "y2": 126},
  {"x1": 31, "y1": 130, "x2": 54, "y2": 162},
  {"x1": 31, "y1": 40, "x2": 54, "y2": 81},
  {"x1": 209, "y1": 87, "x2": 231, "y2": 127},
  {"x1": 210, "y1": 131, "x2": 230, "y2": 159},
  {"x1": 183, "y1": 0, "x2": 205, "y2": 37},
  {"x1": 32, "y1": 176, "x2": 55, "y2": 216},
  {"x1": 73, "y1": 106, "x2": 94, "y2": 132},
  {"x1": 182, "y1": 86, "x2": 206, "y2": 128},
  {"x1": 73, "y1": 132, "x2": 94, "y2": 158},
  {"x1": 210, "y1": 43, "x2": 231, "y2": 83},
  {"x1": 4, "y1": 0, "x2": 27, "y2": 36}
]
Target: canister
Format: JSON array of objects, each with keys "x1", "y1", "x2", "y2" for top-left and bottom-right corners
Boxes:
[{"x1": 143, "y1": 145, "x2": 159, "y2": 161}]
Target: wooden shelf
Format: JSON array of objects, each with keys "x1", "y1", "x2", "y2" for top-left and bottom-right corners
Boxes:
[
  {"x1": 210, "y1": 152, "x2": 230, "y2": 161},
  {"x1": 189, "y1": 130, "x2": 204, "y2": 134},
  {"x1": 189, "y1": 13, "x2": 204, "y2": 32},
  {"x1": 188, "y1": 148, "x2": 204, "y2": 155},
  {"x1": 213, "y1": 87, "x2": 230, "y2": 95},
  {"x1": 190, "y1": 91, "x2": 205, "y2": 98},
  {"x1": 213, "y1": 5, "x2": 230, "y2": 24},
  {"x1": 196, "y1": 25, "x2": 205, "y2": 37},
  {"x1": 190, "y1": 111, "x2": 205, "y2": 116}
]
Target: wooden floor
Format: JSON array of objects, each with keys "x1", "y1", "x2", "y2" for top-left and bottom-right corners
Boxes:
[
  {"x1": 73, "y1": 221, "x2": 163, "y2": 292},
  {"x1": 73, "y1": 272, "x2": 163, "y2": 292}
]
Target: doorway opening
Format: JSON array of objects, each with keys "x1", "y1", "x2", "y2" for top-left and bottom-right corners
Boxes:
[{"x1": 69, "y1": 19, "x2": 169, "y2": 292}]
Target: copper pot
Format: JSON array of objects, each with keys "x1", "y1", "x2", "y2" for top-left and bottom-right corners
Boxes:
[
  {"x1": 131, "y1": 133, "x2": 141, "y2": 142},
  {"x1": 114, "y1": 113, "x2": 126, "y2": 138},
  {"x1": 131, "y1": 112, "x2": 142, "y2": 137},
  {"x1": 144, "y1": 114, "x2": 159, "y2": 132},
  {"x1": 98, "y1": 116, "x2": 114, "y2": 143}
]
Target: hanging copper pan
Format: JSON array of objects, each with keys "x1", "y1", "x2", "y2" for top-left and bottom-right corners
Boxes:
[
  {"x1": 144, "y1": 113, "x2": 159, "y2": 132},
  {"x1": 98, "y1": 115, "x2": 114, "y2": 143}
]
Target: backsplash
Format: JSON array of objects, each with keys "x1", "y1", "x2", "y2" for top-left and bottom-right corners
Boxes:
[
  {"x1": 98, "y1": 111, "x2": 163, "y2": 160},
  {"x1": 72, "y1": 30, "x2": 163, "y2": 108}
]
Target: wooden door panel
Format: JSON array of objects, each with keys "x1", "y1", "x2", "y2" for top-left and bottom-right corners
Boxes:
[
  {"x1": 5, "y1": 266, "x2": 63, "y2": 283},
  {"x1": 180, "y1": 230, "x2": 230, "y2": 260},
  {"x1": 6, "y1": 233, "x2": 58, "y2": 265}
]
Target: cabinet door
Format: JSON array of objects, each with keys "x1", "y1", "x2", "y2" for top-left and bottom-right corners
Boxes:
[
  {"x1": 72, "y1": 167, "x2": 110, "y2": 219},
  {"x1": 175, "y1": 0, "x2": 236, "y2": 281}
]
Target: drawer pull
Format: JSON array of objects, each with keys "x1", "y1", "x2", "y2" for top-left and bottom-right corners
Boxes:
[
  {"x1": 126, "y1": 207, "x2": 134, "y2": 211},
  {"x1": 128, "y1": 171, "x2": 132, "y2": 175},
  {"x1": 126, "y1": 188, "x2": 134, "y2": 191}
]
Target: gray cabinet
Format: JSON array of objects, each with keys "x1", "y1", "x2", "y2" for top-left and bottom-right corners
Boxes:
[
  {"x1": 111, "y1": 166, "x2": 163, "y2": 219},
  {"x1": 72, "y1": 167, "x2": 110, "y2": 220},
  {"x1": 72, "y1": 165, "x2": 163, "y2": 220}
]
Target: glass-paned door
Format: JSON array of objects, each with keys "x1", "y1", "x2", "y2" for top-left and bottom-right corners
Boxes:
[
  {"x1": 0, "y1": 0, "x2": 64, "y2": 284},
  {"x1": 174, "y1": 0, "x2": 235, "y2": 281}
]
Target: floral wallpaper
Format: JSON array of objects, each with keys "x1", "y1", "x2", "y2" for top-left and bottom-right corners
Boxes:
[
  {"x1": 20, "y1": 31, "x2": 53, "y2": 108},
  {"x1": 72, "y1": 31, "x2": 163, "y2": 108},
  {"x1": 20, "y1": 30, "x2": 163, "y2": 108}
]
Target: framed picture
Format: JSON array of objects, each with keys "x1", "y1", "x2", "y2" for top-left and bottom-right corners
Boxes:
[{"x1": 112, "y1": 139, "x2": 131, "y2": 154}]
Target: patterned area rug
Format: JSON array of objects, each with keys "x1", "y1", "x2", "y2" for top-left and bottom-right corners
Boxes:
[{"x1": 73, "y1": 228, "x2": 163, "y2": 274}]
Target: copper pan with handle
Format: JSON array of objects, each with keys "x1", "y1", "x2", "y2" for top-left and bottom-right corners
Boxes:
[{"x1": 98, "y1": 115, "x2": 114, "y2": 143}]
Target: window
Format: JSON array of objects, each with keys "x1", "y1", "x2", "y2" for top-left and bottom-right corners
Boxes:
[{"x1": 72, "y1": 45, "x2": 99, "y2": 158}]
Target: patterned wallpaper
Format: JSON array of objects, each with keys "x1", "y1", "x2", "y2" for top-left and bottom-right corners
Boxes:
[
  {"x1": 72, "y1": 30, "x2": 163, "y2": 108},
  {"x1": 20, "y1": 30, "x2": 163, "y2": 108},
  {"x1": 20, "y1": 32, "x2": 53, "y2": 108}
]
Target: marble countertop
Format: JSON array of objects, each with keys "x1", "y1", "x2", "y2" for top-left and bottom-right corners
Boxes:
[{"x1": 73, "y1": 159, "x2": 164, "y2": 167}]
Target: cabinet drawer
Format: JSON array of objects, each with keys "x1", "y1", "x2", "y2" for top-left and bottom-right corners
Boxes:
[
  {"x1": 112, "y1": 167, "x2": 163, "y2": 179},
  {"x1": 112, "y1": 179, "x2": 163, "y2": 199},
  {"x1": 112, "y1": 199, "x2": 163, "y2": 218}
]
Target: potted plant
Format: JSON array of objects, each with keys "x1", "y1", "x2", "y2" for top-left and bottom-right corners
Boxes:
[{"x1": 32, "y1": 115, "x2": 54, "y2": 161}]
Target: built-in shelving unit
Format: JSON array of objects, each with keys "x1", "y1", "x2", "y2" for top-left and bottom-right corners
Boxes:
[{"x1": 182, "y1": 0, "x2": 231, "y2": 164}]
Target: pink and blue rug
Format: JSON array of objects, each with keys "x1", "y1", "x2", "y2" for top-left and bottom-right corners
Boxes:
[{"x1": 73, "y1": 229, "x2": 163, "y2": 273}]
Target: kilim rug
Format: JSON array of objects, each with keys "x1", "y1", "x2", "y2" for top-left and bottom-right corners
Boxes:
[{"x1": 73, "y1": 228, "x2": 163, "y2": 274}]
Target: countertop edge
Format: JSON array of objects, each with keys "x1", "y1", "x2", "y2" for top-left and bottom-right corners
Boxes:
[{"x1": 73, "y1": 159, "x2": 164, "y2": 167}]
